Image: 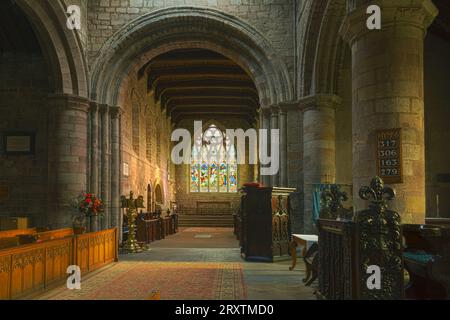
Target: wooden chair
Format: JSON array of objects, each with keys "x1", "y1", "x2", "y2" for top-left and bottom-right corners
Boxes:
[{"x1": 297, "y1": 184, "x2": 353, "y2": 287}]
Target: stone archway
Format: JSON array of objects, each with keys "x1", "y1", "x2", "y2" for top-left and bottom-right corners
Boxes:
[
  {"x1": 16, "y1": 0, "x2": 89, "y2": 97},
  {"x1": 90, "y1": 6, "x2": 293, "y2": 108}
]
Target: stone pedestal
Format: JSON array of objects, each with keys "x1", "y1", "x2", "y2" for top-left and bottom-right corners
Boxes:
[
  {"x1": 47, "y1": 94, "x2": 89, "y2": 228},
  {"x1": 340, "y1": 0, "x2": 438, "y2": 223},
  {"x1": 301, "y1": 95, "x2": 340, "y2": 233}
]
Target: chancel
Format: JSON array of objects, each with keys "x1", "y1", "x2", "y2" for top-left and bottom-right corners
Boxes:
[{"x1": 0, "y1": 0, "x2": 449, "y2": 302}]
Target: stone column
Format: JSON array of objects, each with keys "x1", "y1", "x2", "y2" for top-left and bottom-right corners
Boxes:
[
  {"x1": 270, "y1": 106, "x2": 280, "y2": 187},
  {"x1": 279, "y1": 106, "x2": 288, "y2": 187},
  {"x1": 301, "y1": 95, "x2": 340, "y2": 234},
  {"x1": 47, "y1": 94, "x2": 89, "y2": 229},
  {"x1": 259, "y1": 108, "x2": 271, "y2": 187},
  {"x1": 89, "y1": 102, "x2": 100, "y2": 232},
  {"x1": 110, "y1": 106, "x2": 123, "y2": 240},
  {"x1": 100, "y1": 105, "x2": 110, "y2": 230},
  {"x1": 340, "y1": 0, "x2": 438, "y2": 224}
]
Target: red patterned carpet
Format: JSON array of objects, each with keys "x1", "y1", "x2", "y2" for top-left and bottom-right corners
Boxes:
[{"x1": 40, "y1": 261, "x2": 247, "y2": 300}]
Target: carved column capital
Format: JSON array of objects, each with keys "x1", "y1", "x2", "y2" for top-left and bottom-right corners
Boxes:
[
  {"x1": 340, "y1": 0, "x2": 438, "y2": 45},
  {"x1": 48, "y1": 93, "x2": 90, "y2": 113},
  {"x1": 110, "y1": 106, "x2": 125, "y2": 118},
  {"x1": 270, "y1": 105, "x2": 280, "y2": 117},
  {"x1": 278, "y1": 101, "x2": 299, "y2": 114},
  {"x1": 89, "y1": 101, "x2": 99, "y2": 113},
  {"x1": 299, "y1": 94, "x2": 342, "y2": 113},
  {"x1": 99, "y1": 104, "x2": 110, "y2": 114}
]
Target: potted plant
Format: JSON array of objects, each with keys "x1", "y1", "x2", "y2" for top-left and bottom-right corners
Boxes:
[{"x1": 72, "y1": 192, "x2": 104, "y2": 234}]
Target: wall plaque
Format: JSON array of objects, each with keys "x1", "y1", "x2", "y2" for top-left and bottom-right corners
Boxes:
[
  {"x1": 376, "y1": 128, "x2": 403, "y2": 184},
  {"x1": 123, "y1": 163, "x2": 130, "y2": 177},
  {"x1": 3, "y1": 132, "x2": 35, "y2": 155}
]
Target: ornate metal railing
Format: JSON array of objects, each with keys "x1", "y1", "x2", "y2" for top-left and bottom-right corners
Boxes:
[{"x1": 318, "y1": 177, "x2": 404, "y2": 300}]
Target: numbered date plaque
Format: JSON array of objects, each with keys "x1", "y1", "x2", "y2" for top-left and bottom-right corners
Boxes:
[{"x1": 376, "y1": 128, "x2": 402, "y2": 184}]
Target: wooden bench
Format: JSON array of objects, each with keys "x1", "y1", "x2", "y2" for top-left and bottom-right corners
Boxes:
[{"x1": 403, "y1": 224, "x2": 450, "y2": 299}]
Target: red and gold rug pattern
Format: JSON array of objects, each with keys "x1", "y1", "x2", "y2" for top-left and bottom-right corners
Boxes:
[{"x1": 41, "y1": 261, "x2": 247, "y2": 300}]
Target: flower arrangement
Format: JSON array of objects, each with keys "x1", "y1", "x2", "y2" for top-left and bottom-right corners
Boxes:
[
  {"x1": 72, "y1": 192, "x2": 104, "y2": 232},
  {"x1": 77, "y1": 193, "x2": 104, "y2": 217}
]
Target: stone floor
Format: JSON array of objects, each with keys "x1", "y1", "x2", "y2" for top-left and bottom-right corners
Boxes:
[
  {"x1": 131, "y1": 227, "x2": 317, "y2": 300},
  {"x1": 37, "y1": 228, "x2": 317, "y2": 300}
]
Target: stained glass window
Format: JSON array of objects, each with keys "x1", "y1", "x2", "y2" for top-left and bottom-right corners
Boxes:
[{"x1": 190, "y1": 124, "x2": 238, "y2": 193}]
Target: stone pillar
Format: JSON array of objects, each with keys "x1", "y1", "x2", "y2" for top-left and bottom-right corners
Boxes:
[
  {"x1": 47, "y1": 94, "x2": 89, "y2": 229},
  {"x1": 100, "y1": 105, "x2": 110, "y2": 230},
  {"x1": 110, "y1": 106, "x2": 123, "y2": 240},
  {"x1": 259, "y1": 108, "x2": 271, "y2": 187},
  {"x1": 89, "y1": 102, "x2": 100, "y2": 232},
  {"x1": 301, "y1": 95, "x2": 340, "y2": 234},
  {"x1": 270, "y1": 106, "x2": 280, "y2": 187},
  {"x1": 340, "y1": 0, "x2": 438, "y2": 224},
  {"x1": 279, "y1": 106, "x2": 288, "y2": 187}
]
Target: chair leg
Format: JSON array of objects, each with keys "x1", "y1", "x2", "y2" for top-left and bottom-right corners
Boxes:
[{"x1": 289, "y1": 241, "x2": 298, "y2": 271}]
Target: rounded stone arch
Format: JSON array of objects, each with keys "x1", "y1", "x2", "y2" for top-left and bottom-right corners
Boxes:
[
  {"x1": 298, "y1": 0, "x2": 348, "y2": 96},
  {"x1": 154, "y1": 183, "x2": 164, "y2": 210},
  {"x1": 90, "y1": 6, "x2": 293, "y2": 108},
  {"x1": 16, "y1": 0, "x2": 89, "y2": 97}
]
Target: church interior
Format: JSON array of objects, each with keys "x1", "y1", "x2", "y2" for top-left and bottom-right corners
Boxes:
[{"x1": 0, "y1": 0, "x2": 449, "y2": 301}]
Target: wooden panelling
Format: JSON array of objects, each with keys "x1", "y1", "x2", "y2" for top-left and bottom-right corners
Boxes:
[
  {"x1": 74, "y1": 228, "x2": 118, "y2": 275},
  {"x1": 0, "y1": 228, "x2": 118, "y2": 300}
]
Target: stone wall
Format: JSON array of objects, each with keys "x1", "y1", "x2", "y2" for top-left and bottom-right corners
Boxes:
[
  {"x1": 0, "y1": 53, "x2": 50, "y2": 226},
  {"x1": 86, "y1": 0, "x2": 295, "y2": 83},
  {"x1": 425, "y1": 33, "x2": 450, "y2": 218},
  {"x1": 119, "y1": 73, "x2": 175, "y2": 210}
]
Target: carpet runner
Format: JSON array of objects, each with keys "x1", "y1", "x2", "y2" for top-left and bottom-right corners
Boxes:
[{"x1": 41, "y1": 261, "x2": 247, "y2": 300}]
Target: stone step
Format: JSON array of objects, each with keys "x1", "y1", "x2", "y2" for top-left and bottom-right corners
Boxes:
[{"x1": 178, "y1": 215, "x2": 234, "y2": 227}]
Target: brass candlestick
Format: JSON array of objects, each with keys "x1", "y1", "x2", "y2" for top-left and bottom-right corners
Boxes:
[{"x1": 120, "y1": 191, "x2": 145, "y2": 254}]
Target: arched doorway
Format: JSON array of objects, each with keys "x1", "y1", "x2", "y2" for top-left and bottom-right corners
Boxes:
[{"x1": 155, "y1": 184, "x2": 163, "y2": 212}]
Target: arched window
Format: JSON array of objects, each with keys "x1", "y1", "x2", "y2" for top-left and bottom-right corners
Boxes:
[{"x1": 190, "y1": 124, "x2": 238, "y2": 193}]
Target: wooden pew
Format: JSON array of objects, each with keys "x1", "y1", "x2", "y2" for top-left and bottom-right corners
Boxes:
[
  {"x1": 403, "y1": 224, "x2": 450, "y2": 299},
  {"x1": 317, "y1": 177, "x2": 404, "y2": 300},
  {"x1": 136, "y1": 214, "x2": 160, "y2": 244}
]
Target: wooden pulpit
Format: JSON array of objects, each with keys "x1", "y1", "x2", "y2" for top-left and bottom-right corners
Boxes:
[{"x1": 239, "y1": 186, "x2": 296, "y2": 262}]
